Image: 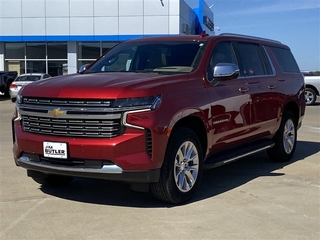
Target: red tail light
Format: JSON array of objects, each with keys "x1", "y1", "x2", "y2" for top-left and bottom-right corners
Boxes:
[{"x1": 10, "y1": 83, "x2": 18, "y2": 89}]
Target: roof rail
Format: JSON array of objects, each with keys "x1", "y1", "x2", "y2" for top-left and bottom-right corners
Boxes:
[
  {"x1": 199, "y1": 31, "x2": 209, "y2": 38},
  {"x1": 219, "y1": 33, "x2": 281, "y2": 44}
]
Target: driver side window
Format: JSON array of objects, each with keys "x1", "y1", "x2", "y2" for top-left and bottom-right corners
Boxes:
[{"x1": 207, "y1": 42, "x2": 237, "y2": 80}]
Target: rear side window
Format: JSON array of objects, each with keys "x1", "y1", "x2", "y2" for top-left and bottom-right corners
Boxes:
[
  {"x1": 270, "y1": 47, "x2": 300, "y2": 73},
  {"x1": 237, "y1": 42, "x2": 272, "y2": 76}
]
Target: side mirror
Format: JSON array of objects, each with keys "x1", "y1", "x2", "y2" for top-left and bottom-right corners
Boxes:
[
  {"x1": 78, "y1": 64, "x2": 90, "y2": 73},
  {"x1": 209, "y1": 63, "x2": 240, "y2": 86}
]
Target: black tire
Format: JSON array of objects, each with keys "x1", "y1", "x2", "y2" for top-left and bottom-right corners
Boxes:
[
  {"x1": 305, "y1": 88, "x2": 317, "y2": 105},
  {"x1": 151, "y1": 127, "x2": 203, "y2": 204},
  {"x1": 267, "y1": 111, "x2": 297, "y2": 162},
  {"x1": 32, "y1": 175, "x2": 74, "y2": 187},
  {"x1": 11, "y1": 98, "x2": 16, "y2": 103}
]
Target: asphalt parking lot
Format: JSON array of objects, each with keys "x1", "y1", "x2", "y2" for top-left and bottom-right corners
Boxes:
[{"x1": 0, "y1": 95, "x2": 319, "y2": 240}]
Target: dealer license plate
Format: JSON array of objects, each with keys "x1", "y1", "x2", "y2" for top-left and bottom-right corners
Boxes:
[{"x1": 43, "y1": 141, "x2": 67, "y2": 159}]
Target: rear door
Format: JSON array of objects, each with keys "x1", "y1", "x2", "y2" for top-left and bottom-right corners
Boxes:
[{"x1": 234, "y1": 42, "x2": 279, "y2": 137}]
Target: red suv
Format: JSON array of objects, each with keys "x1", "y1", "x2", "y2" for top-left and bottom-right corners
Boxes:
[{"x1": 12, "y1": 33, "x2": 305, "y2": 204}]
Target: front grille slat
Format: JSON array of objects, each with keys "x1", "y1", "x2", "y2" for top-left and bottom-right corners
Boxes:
[
  {"x1": 22, "y1": 115, "x2": 122, "y2": 138},
  {"x1": 20, "y1": 98, "x2": 124, "y2": 138},
  {"x1": 23, "y1": 97, "x2": 112, "y2": 107}
]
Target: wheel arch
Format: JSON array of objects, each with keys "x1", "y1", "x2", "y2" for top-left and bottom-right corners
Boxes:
[
  {"x1": 170, "y1": 115, "x2": 208, "y2": 158},
  {"x1": 305, "y1": 84, "x2": 319, "y2": 96},
  {"x1": 283, "y1": 101, "x2": 299, "y2": 126}
]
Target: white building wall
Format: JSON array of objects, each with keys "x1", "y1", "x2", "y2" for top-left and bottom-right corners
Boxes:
[
  {"x1": 0, "y1": 18, "x2": 22, "y2": 37},
  {"x1": 46, "y1": 0, "x2": 70, "y2": 17},
  {"x1": 94, "y1": 0, "x2": 118, "y2": 17},
  {"x1": 94, "y1": 17, "x2": 119, "y2": 36},
  {"x1": 0, "y1": 0, "x2": 190, "y2": 38},
  {"x1": 0, "y1": 43, "x2": 4, "y2": 71},
  {"x1": 23, "y1": 18, "x2": 46, "y2": 36}
]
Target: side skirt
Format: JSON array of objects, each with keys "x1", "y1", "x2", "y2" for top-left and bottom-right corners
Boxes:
[{"x1": 203, "y1": 140, "x2": 275, "y2": 170}]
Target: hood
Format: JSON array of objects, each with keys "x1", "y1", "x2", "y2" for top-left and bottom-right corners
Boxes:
[{"x1": 20, "y1": 72, "x2": 188, "y2": 99}]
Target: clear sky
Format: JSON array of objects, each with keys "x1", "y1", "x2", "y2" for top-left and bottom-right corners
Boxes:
[{"x1": 186, "y1": 0, "x2": 320, "y2": 71}]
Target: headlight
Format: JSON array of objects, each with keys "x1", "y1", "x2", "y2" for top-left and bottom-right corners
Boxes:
[{"x1": 113, "y1": 96, "x2": 161, "y2": 110}]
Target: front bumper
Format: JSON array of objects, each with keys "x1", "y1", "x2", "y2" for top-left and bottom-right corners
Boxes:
[{"x1": 15, "y1": 153, "x2": 160, "y2": 183}]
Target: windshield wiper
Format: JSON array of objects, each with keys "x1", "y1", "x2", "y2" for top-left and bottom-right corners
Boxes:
[{"x1": 135, "y1": 70, "x2": 158, "y2": 73}]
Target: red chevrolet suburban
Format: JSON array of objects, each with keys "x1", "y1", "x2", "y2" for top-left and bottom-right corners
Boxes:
[{"x1": 12, "y1": 33, "x2": 305, "y2": 204}]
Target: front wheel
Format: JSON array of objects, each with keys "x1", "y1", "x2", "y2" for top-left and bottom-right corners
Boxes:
[
  {"x1": 151, "y1": 127, "x2": 203, "y2": 204},
  {"x1": 267, "y1": 111, "x2": 297, "y2": 162}
]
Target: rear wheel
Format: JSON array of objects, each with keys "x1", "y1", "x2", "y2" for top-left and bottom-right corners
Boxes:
[
  {"x1": 31, "y1": 174, "x2": 74, "y2": 186},
  {"x1": 305, "y1": 88, "x2": 316, "y2": 105},
  {"x1": 151, "y1": 127, "x2": 203, "y2": 204},
  {"x1": 267, "y1": 111, "x2": 297, "y2": 162}
]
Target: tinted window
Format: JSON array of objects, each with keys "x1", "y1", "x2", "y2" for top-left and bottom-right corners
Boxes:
[
  {"x1": 209, "y1": 42, "x2": 237, "y2": 67},
  {"x1": 26, "y1": 43, "x2": 46, "y2": 59},
  {"x1": 47, "y1": 43, "x2": 67, "y2": 59},
  {"x1": 86, "y1": 41, "x2": 206, "y2": 74},
  {"x1": 270, "y1": 47, "x2": 300, "y2": 73},
  {"x1": 78, "y1": 42, "x2": 100, "y2": 59},
  {"x1": 16, "y1": 75, "x2": 41, "y2": 81},
  {"x1": 237, "y1": 43, "x2": 271, "y2": 76},
  {"x1": 5, "y1": 43, "x2": 25, "y2": 59},
  {"x1": 207, "y1": 42, "x2": 237, "y2": 80}
]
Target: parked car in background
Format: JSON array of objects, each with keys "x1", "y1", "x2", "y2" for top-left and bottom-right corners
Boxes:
[
  {"x1": 9, "y1": 73, "x2": 51, "y2": 102},
  {"x1": 302, "y1": 71, "x2": 320, "y2": 105},
  {"x1": 0, "y1": 71, "x2": 18, "y2": 96}
]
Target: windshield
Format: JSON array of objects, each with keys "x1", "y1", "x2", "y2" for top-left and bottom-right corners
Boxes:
[
  {"x1": 15, "y1": 75, "x2": 41, "y2": 82},
  {"x1": 85, "y1": 41, "x2": 207, "y2": 74}
]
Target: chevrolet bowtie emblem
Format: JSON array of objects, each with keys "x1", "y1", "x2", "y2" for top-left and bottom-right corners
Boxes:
[{"x1": 48, "y1": 108, "x2": 65, "y2": 117}]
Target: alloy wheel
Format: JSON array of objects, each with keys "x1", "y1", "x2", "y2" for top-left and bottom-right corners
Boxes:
[
  {"x1": 173, "y1": 141, "x2": 199, "y2": 193},
  {"x1": 283, "y1": 118, "x2": 295, "y2": 154}
]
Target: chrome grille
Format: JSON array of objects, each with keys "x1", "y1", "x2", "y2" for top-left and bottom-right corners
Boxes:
[
  {"x1": 23, "y1": 97, "x2": 113, "y2": 107},
  {"x1": 19, "y1": 97, "x2": 124, "y2": 138},
  {"x1": 22, "y1": 116, "x2": 122, "y2": 138}
]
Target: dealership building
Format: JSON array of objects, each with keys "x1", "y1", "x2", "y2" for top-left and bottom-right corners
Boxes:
[{"x1": 0, "y1": 0, "x2": 215, "y2": 76}]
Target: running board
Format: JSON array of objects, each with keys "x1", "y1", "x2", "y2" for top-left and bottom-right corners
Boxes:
[{"x1": 203, "y1": 140, "x2": 275, "y2": 170}]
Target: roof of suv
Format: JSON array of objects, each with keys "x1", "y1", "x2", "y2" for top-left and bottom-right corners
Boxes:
[{"x1": 126, "y1": 32, "x2": 283, "y2": 45}]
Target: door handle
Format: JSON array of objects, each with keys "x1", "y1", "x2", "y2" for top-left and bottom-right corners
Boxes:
[
  {"x1": 239, "y1": 87, "x2": 249, "y2": 93},
  {"x1": 268, "y1": 84, "x2": 276, "y2": 90}
]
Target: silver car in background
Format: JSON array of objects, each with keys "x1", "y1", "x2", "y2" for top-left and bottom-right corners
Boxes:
[
  {"x1": 302, "y1": 72, "x2": 320, "y2": 105},
  {"x1": 9, "y1": 73, "x2": 51, "y2": 102}
]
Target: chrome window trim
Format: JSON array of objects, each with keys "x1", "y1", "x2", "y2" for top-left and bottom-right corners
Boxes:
[{"x1": 262, "y1": 45, "x2": 276, "y2": 76}]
